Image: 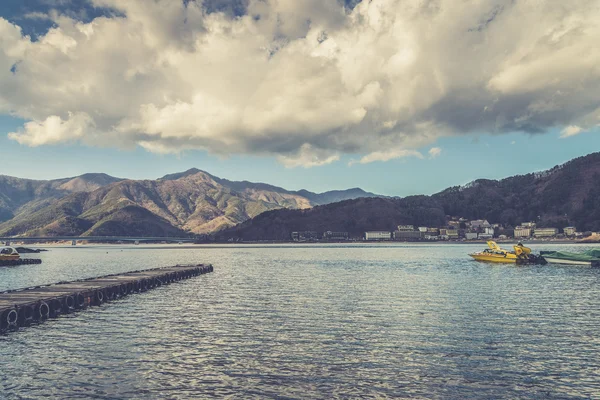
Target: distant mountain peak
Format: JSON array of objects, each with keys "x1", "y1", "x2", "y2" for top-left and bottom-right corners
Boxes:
[{"x1": 160, "y1": 168, "x2": 207, "y2": 181}]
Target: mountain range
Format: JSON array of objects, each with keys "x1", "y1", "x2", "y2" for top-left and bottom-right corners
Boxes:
[
  {"x1": 222, "y1": 152, "x2": 600, "y2": 241},
  {"x1": 0, "y1": 169, "x2": 377, "y2": 237},
  {"x1": 2, "y1": 152, "x2": 599, "y2": 239}
]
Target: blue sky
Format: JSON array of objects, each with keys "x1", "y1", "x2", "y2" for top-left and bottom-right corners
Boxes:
[
  {"x1": 2, "y1": 113, "x2": 597, "y2": 195},
  {"x1": 1, "y1": 0, "x2": 599, "y2": 196}
]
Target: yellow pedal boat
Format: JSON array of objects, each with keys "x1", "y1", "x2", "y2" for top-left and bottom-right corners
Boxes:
[
  {"x1": 469, "y1": 241, "x2": 531, "y2": 263},
  {"x1": 0, "y1": 246, "x2": 20, "y2": 261}
]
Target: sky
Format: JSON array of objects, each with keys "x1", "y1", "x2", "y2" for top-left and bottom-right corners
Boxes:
[{"x1": 0, "y1": 0, "x2": 599, "y2": 196}]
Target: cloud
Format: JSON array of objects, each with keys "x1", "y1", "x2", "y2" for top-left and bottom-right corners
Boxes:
[
  {"x1": 352, "y1": 149, "x2": 423, "y2": 165},
  {"x1": 428, "y1": 147, "x2": 442, "y2": 159},
  {"x1": 8, "y1": 112, "x2": 94, "y2": 146},
  {"x1": 278, "y1": 144, "x2": 340, "y2": 168},
  {"x1": 560, "y1": 125, "x2": 584, "y2": 138},
  {"x1": 1, "y1": 0, "x2": 600, "y2": 167}
]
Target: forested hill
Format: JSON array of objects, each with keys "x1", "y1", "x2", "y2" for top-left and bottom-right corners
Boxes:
[{"x1": 221, "y1": 152, "x2": 600, "y2": 240}]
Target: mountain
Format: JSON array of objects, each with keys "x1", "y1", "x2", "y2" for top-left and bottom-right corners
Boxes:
[
  {"x1": 0, "y1": 170, "x2": 378, "y2": 237},
  {"x1": 161, "y1": 168, "x2": 379, "y2": 205},
  {"x1": 293, "y1": 188, "x2": 379, "y2": 205},
  {"x1": 0, "y1": 173, "x2": 122, "y2": 223},
  {"x1": 222, "y1": 152, "x2": 600, "y2": 240}
]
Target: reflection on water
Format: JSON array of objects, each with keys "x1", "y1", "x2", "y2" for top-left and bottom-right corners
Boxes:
[{"x1": 1, "y1": 243, "x2": 600, "y2": 399}]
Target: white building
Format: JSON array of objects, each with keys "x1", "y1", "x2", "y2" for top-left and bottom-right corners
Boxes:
[
  {"x1": 365, "y1": 231, "x2": 391, "y2": 241},
  {"x1": 534, "y1": 228, "x2": 558, "y2": 238},
  {"x1": 564, "y1": 227, "x2": 577, "y2": 236},
  {"x1": 418, "y1": 227, "x2": 428, "y2": 233},
  {"x1": 465, "y1": 232, "x2": 478, "y2": 240},
  {"x1": 470, "y1": 219, "x2": 491, "y2": 229},
  {"x1": 514, "y1": 227, "x2": 532, "y2": 238},
  {"x1": 483, "y1": 227, "x2": 495, "y2": 235}
]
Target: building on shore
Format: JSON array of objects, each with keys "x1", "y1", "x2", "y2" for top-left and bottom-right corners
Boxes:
[
  {"x1": 447, "y1": 229, "x2": 459, "y2": 239},
  {"x1": 448, "y1": 221, "x2": 461, "y2": 229},
  {"x1": 470, "y1": 219, "x2": 491, "y2": 229},
  {"x1": 397, "y1": 225, "x2": 415, "y2": 231},
  {"x1": 534, "y1": 227, "x2": 558, "y2": 238},
  {"x1": 483, "y1": 227, "x2": 495, "y2": 236},
  {"x1": 365, "y1": 231, "x2": 392, "y2": 241},
  {"x1": 393, "y1": 230, "x2": 422, "y2": 240},
  {"x1": 564, "y1": 226, "x2": 577, "y2": 236},
  {"x1": 514, "y1": 227, "x2": 532, "y2": 238},
  {"x1": 418, "y1": 227, "x2": 428, "y2": 233},
  {"x1": 322, "y1": 231, "x2": 349, "y2": 241},
  {"x1": 465, "y1": 232, "x2": 478, "y2": 240},
  {"x1": 291, "y1": 231, "x2": 319, "y2": 241}
]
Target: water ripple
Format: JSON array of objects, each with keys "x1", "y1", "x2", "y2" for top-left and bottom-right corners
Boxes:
[{"x1": 1, "y1": 244, "x2": 600, "y2": 399}]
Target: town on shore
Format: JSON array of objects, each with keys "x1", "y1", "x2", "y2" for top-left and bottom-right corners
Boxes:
[{"x1": 291, "y1": 219, "x2": 590, "y2": 243}]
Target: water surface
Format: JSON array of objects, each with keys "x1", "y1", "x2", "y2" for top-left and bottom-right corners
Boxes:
[{"x1": 1, "y1": 243, "x2": 599, "y2": 399}]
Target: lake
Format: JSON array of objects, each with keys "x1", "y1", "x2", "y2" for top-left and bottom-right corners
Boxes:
[{"x1": 1, "y1": 243, "x2": 599, "y2": 399}]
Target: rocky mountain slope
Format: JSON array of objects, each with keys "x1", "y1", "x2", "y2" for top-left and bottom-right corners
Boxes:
[
  {"x1": 0, "y1": 173, "x2": 122, "y2": 223},
  {"x1": 222, "y1": 152, "x2": 600, "y2": 240},
  {"x1": 0, "y1": 170, "x2": 378, "y2": 236}
]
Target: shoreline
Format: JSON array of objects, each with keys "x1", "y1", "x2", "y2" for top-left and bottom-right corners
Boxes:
[{"x1": 9, "y1": 239, "x2": 596, "y2": 246}]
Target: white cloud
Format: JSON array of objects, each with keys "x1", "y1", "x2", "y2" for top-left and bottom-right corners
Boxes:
[
  {"x1": 428, "y1": 147, "x2": 442, "y2": 159},
  {"x1": 354, "y1": 149, "x2": 423, "y2": 165},
  {"x1": 1, "y1": 0, "x2": 599, "y2": 167},
  {"x1": 8, "y1": 112, "x2": 94, "y2": 146},
  {"x1": 560, "y1": 125, "x2": 584, "y2": 138},
  {"x1": 277, "y1": 144, "x2": 340, "y2": 168}
]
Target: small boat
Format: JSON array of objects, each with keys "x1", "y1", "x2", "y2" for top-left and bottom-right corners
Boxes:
[
  {"x1": 470, "y1": 241, "x2": 546, "y2": 264},
  {"x1": 470, "y1": 241, "x2": 519, "y2": 263},
  {"x1": 0, "y1": 247, "x2": 20, "y2": 261},
  {"x1": 539, "y1": 250, "x2": 600, "y2": 267}
]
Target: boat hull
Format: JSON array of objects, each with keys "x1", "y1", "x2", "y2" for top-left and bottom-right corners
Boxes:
[
  {"x1": 0, "y1": 255, "x2": 20, "y2": 261},
  {"x1": 543, "y1": 257, "x2": 594, "y2": 266},
  {"x1": 469, "y1": 254, "x2": 516, "y2": 263}
]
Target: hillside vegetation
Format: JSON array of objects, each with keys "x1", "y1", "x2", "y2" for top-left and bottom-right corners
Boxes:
[{"x1": 222, "y1": 153, "x2": 600, "y2": 240}]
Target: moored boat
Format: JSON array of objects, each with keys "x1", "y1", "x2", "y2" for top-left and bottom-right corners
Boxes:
[
  {"x1": 470, "y1": 241, "x2": 546, "y2": 264},
  {"x1": 0, "y1": 247, "x2": 21, "y2": 261},
  {"x1": 539, "y1": 250, "x2": 600, "y2": 267}
]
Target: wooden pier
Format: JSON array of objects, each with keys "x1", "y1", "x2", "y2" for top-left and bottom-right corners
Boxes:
[
  {"x1": 0, "y1": 258, "x2": 42, "y2": 267},
  {"x1": 0, "y1": 264, "x2": 213, "y2": 334}
]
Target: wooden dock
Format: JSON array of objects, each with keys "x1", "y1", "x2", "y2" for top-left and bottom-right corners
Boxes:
[
  {"x1": 0, "y1": 263, "x2": 213, "y2": 334},
  {"x1": 0, "y1": 258, "x2": 42, "y2": 267}
]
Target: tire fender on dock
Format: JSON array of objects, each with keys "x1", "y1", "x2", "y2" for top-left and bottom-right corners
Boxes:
[
  {"x1": 5, "y1": 308, "x2": 18, "y2": 327},
  {"x1": 36, "y1": 301, "x2": 50, "y2": 320},
  {"x1": 64, "y1": 295, "x2": 75, "y2": 312}
]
